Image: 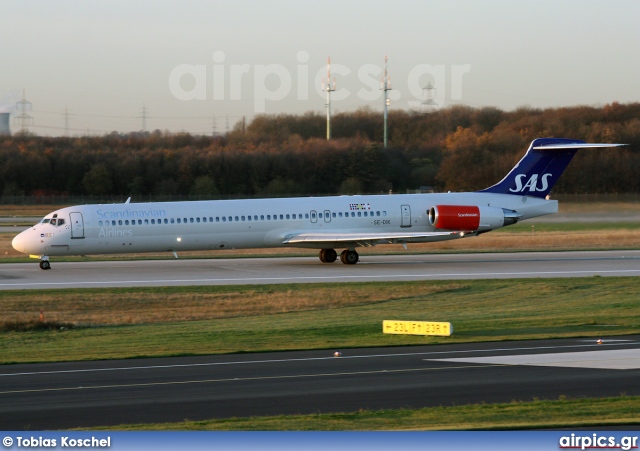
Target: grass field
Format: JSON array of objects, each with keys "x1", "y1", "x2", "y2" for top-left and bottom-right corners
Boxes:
[
  {"x1": 86, "y1": 396, "x2": 640, "y2": 430},
  {"x1": 2, "y1": 278, "x2": 638, "y2": 363}
]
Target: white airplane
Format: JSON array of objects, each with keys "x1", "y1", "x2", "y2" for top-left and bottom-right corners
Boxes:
[{"x1": 12, "y1": 138, "x2": 624, "y2": 270}]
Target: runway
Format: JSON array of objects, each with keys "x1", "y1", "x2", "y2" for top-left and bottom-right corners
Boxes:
[
  {"x1": 1, "y1": 250, "x2": 639, "y2": 290},
  {"x1": 1, "y1": 336, "x2": 639, "y2": 429}
]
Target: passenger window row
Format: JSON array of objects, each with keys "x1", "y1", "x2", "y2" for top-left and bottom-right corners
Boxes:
[{"x1": 96, "y1": 210, "x2": 387, "y2": 227}]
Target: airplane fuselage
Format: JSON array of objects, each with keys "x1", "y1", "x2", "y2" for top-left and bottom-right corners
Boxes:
[{"x1": 12, "y1": 191, "x2": 556, "y2": 259}]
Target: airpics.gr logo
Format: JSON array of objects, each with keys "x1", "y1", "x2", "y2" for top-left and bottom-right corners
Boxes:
[{"x1": 509, "y1": 173, "x2": 552, "y2": 193}]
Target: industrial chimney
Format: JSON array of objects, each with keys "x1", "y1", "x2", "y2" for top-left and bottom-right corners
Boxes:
[{"x1": 0, "y1": 112, "x2": 10, "y2": 136}]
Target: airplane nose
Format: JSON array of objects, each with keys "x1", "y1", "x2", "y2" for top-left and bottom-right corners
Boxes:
[{"x1": 12, "y1": 231, "x2": 27, "y2": 254}]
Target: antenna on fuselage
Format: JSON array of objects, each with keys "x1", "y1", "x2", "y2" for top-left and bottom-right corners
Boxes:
[{"x1": 125, "y1": 197, "x2": 131, "y2": 204}]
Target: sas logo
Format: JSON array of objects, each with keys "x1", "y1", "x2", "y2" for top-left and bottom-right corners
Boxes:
[{"x1": 509, "y1": 173, "x2": 552, "y2": 193}]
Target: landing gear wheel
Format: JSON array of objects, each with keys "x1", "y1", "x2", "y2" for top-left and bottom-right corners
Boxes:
[
  {"x1": 340, "y1": 250, "x2": 359, "y2": 265},
  {"x1": 319, "y1": 248, "x2": 337, "y2": 263},
  {"x1": 39, "y1": 260, "x2": 51, "y2": 270}
]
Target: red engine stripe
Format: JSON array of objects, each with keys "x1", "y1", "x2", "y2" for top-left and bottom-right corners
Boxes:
[{"x1": 434, "y1": 205, "x2": 480, "y2": 230}]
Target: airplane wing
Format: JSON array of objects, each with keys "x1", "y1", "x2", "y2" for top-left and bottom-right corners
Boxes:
[{"x1": 283, "y1": 231, "x2": 460, "y2": 247}]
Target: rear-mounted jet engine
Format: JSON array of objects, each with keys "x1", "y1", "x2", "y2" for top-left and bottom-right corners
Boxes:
[{"x1": 428, "y1": 205, "x2": 521, "y2": 232}]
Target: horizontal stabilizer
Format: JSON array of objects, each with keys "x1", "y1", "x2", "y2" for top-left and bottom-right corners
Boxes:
[{"x1": 532, "y1": 143, "x2": 627, "y2": 150}]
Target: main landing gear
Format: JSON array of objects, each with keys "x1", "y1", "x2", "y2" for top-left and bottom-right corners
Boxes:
[
  {"x1": 319, "y1": 248, "x2": 337, "y2": 263},
  {"x1": 319, "y1": 248, "x2": 359, "y2": 265},
  {"x1": 340, "y1": 250, "x2": 359, "y2": 265}
]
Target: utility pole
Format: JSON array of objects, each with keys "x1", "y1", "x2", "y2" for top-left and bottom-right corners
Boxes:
[
  {"x1": 322, "y1": 57, "x2": 336, "y2": 140},
  {"x1": 63, "y1": 106, "x2": 72, "y2": 137},
  {"x1": 140, "y1": 104, "x2": 149, "y2": 132},
  {"x1": 381, "y1": 55, "x2": 391, "y2": 148},
  {"x1": 14, "y1": 89, "x2": 34, "y2": 134},
  {"x1": 421, "y1": 82, "x2": 437, "y2": 113}
]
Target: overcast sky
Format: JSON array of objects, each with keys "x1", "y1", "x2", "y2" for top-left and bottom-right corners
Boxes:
[{"x1": 1, "y1": 0, "x2": 638, "y2": 136}]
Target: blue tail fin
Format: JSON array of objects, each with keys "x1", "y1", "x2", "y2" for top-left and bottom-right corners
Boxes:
[{"x1": 479, "y1": 138, "x2": 623, "y2": 198}]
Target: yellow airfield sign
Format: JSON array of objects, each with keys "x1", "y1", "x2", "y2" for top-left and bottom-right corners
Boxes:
[{"x1": 383, "y1": 320, "x2": 453, "y2": 337}]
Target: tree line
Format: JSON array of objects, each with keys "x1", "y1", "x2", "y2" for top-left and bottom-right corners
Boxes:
[{"x1": 1, "y1": 102, "x2": 639, "y2": 199}]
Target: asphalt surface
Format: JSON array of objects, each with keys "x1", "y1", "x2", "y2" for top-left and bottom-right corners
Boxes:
[
  {"x1": 1, "y1": 250, "x2": 639, "y2": 290},
  {"x1": 1, "y1": 336, "x2": 639, "y2": 429}
]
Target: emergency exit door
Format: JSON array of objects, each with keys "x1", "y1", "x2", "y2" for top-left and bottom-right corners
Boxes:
[
  {"x1": 70, "y1": 212, "x2": 85, "y2": 239},
  {"x1": 401, "y1": 205, "x2": 412, "y2": 228}
]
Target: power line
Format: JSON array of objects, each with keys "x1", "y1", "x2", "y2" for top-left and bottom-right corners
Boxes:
[{"x1": 32, "y1": 109, "x2": 252, "y2": 121}]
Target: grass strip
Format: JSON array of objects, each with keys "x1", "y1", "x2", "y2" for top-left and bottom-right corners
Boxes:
[
  {"x1": 2, "y1": 278, "x2": 639, "y2": 364},
  {"x1": 84, "y1": 396, "x2": 640, "y2": 430}
]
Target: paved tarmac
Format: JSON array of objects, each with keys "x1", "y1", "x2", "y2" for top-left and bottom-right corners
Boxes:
[
  {"x1": 0, "y1": 250, "x2": 639, "y2": 290},
  {"x1": 1, "y1": 336, "x2": 638, "y2": 429}
]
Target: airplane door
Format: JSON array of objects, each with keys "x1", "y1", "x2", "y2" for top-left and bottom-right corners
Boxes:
[
  {"x1": 310, "y1": 210, "x2": 318, "y2": 223},
  {"x1": 324, "y1": 210, "x2": 331, "y2": 223},
  {"x1": 70, "y1": 212, "x2": 85, "y2": 239},
  {"x1": 401, "y1": 205, "x2": 412, "y2": 228}
]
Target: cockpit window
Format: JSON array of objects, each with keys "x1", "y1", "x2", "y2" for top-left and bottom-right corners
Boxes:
[{"x1": 45, "y1": 217, "x2": 65, "y2": 227}]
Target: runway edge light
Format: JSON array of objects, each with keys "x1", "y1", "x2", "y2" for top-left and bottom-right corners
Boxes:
[{"x1": 383, "y1": 320, "x2": 453, "y2": 337}]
